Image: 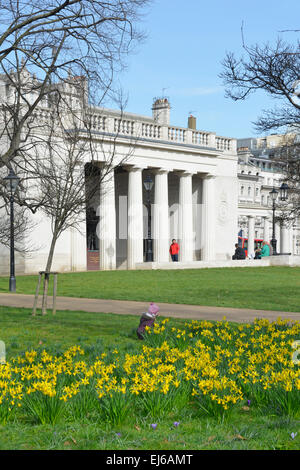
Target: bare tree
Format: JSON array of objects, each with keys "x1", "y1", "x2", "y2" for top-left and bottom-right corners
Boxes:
[
  {"x1": 0, "y1": 0, "x2": 150, "y2": 168},
  {"x1": 17, "y1": 73, "x2": 137, "y2": 315},
  {"x1": 270, "y1": 137, "x2": 300, "y2": 224},
  {"x1": 28, "y1": 122, "x2": 98, "y2": 312},
  {"x1": 0, "y1": 0, "x2": 150, "y2": 220},
  {"x1": 0, "y1": 0, "x2": 149, "y2": 172},
  {"x1": 0, "y1": 190, "x2": 35, "y2": 251},
  {"x1": 0, "y1": 0, "x2": 150, "y2": 308},
  {"x1": 220, "y1": 34, "x2": 300, "y2": 222},
  {"x1": 220, "y1": 37, "x2": 300, "y2": 134}
]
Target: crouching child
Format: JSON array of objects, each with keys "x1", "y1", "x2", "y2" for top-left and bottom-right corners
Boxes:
[{"x1": 137, "y1": 303, "x2": 160, "y2": 340}]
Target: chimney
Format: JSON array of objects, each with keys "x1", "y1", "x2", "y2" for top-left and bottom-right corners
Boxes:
[
  {"x1": 188, "y1": 114, "x2": 196, "y2": 130},
  {"x1": 152, "y1": 98, "x2": 170, "y2": 125}
]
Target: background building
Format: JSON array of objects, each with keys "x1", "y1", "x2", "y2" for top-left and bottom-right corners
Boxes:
[{"x1": 237, "y1": 134, "x2": 300, "y2": 257}]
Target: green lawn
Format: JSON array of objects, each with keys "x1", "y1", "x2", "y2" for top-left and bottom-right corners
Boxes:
[
  {"x1": 0, "y1": 266, "x2": 300, "y2": 312},
  {"x1": 0, "y1": 306, "x2": 142, "y2": 358},
  {"x1": 0, "y1": 307, "x2": 299, "y2": 451}
]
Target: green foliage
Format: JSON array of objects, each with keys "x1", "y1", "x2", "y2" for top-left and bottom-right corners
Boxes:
[
  {"x1": 136, "y1": 387, "x2": 182, "y2": 419},
  {"x1": 97, "y1": 391, "x2": 133, "y2": 426},
  {"x1": 23, "y1": 392, "x2": 64, "y2": 425},
  {"x1": 65, "y1": 385, "x2": 99, "y2": 421}
]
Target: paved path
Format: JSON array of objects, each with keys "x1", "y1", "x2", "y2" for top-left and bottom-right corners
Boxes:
[{"x1": 0, "y1": 293, "x2": 300, "y2": 323}]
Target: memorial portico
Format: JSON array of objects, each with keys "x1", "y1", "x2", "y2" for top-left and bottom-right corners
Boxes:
[
  {"x1": 96, "y1": 163, "x2": 225, "y2": 270},
  {"x1": 2, "y1": 70, "x2": 300, "y2": 276},
  {"x1": 0, "y1": 93, "x2": 239, "y2": 275}
]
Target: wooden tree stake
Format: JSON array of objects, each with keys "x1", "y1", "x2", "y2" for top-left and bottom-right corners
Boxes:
[{"x1": 32, "y1": 271, "x2": 58, "y2": 316}]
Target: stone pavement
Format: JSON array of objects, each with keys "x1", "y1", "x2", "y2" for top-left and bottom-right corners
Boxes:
[{"x1": 0, "y1": 293, "x2": 300, "y2": 323}]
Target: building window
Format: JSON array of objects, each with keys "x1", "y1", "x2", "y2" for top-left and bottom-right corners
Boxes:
[
  {"x1": 248, "y1": 186, "x2": 251, "y2": 196},
  {"x1": 241, "y1": 186, "x2": 244, "y2": 196},
  {"x1": 261, "y1": 195, "x2": 265, "y2": 205}
]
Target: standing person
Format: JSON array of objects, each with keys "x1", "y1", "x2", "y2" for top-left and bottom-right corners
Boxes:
[{"x1": 169, "y1": 239, "x2": 180, "y2": 262}]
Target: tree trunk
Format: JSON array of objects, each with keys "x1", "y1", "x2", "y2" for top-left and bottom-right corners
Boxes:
[
  {"x1": 45, "y1": 231, "x2": 57, "y2": 273},
  {"x1": 41, "y1": 231, "x2": 58, "y2": 315}
]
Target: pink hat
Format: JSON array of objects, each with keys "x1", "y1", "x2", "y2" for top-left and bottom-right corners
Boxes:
[{"x1": 148, "y1": 302, "x2": 159, "y2": 315}]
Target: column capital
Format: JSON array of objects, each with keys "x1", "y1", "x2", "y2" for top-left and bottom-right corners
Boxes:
[
  {"x1": 125, "y1": 164, "x2": 145, "y2": 173},
  {"x1": 176, "y1": 170, "x2": 194, "y2": 177},
  {"x1": 201, "y1": 172, "x2": 217, "y2": 180},
  {"x1": 152, "y1": 167, "x2": 170, "y2": 175},
  {"x1": 98, "y1": 162, "x2": 115, "y2": 171}
]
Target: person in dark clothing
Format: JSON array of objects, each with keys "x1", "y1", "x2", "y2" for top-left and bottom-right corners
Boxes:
[
  {"x1": 254, "y1": 247, "x2": 261, "y2": 259},
  {"x1": 232, "y1": 243, "x2": 246, "y2": 260}
]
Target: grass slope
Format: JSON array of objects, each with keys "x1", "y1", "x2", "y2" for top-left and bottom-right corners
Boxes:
[{"x1": 0, "y1": 266, "x2": 300, "y2": 312}]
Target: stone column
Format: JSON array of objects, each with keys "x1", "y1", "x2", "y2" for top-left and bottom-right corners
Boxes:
[
  {"x1": 247, "y1": 215, "x2": 255, "y2": 258},
  {"x1": 290, "y1": 227, "x2": 295, "y2": 255},
  {"x1": 280, "y1": 223, "x2": 290, "y2": 254},
  {"x1": 275, "y1": 223, "x2": 280, "y2": 252},
  {"x1": 179, "y1": 172, "x2": 194, "y2": 262},
  {"x1": 202, "y1": 175, "x2": 216, "y2": 261},
  {"x1": 99, "y1": 170, "x2": 116, "y2": 270},
  {"x1": 70, "y1": 226, "x2": 87, "y2": 272},
  {"x1": 127, "y1": 167, "x2": 144, "y2": 269},
  {"x1": 153, "y1": 169, "x2": 169, "y2": 263},
  {"x1": 263, "y1": 216, "x2": 270, "y2": 243}
]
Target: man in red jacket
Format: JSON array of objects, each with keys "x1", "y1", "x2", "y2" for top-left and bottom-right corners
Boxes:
[{"x1": 169, "y1": 239, "x2": 180, "y2": 262}]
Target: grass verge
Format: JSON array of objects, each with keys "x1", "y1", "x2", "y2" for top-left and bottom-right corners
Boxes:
[
  {"x1": 0, "y1": 306, "x2": 299, "y2": 450},
  {"x1": 0, "y1": 266, "x2": 300, "y2": 312}
]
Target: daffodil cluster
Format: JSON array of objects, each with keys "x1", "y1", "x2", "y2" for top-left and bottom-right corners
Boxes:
[
  {"x1": 0, "y1": 317, "x2": 299, "y2": 425},
  {"x1": 143, "y1": 316, "x2": 300, "y2": 417}
]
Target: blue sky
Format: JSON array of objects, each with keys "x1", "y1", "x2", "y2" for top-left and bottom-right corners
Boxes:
[{"x1": 112, "y1": 0, "x2": 299, "y2": 139}]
